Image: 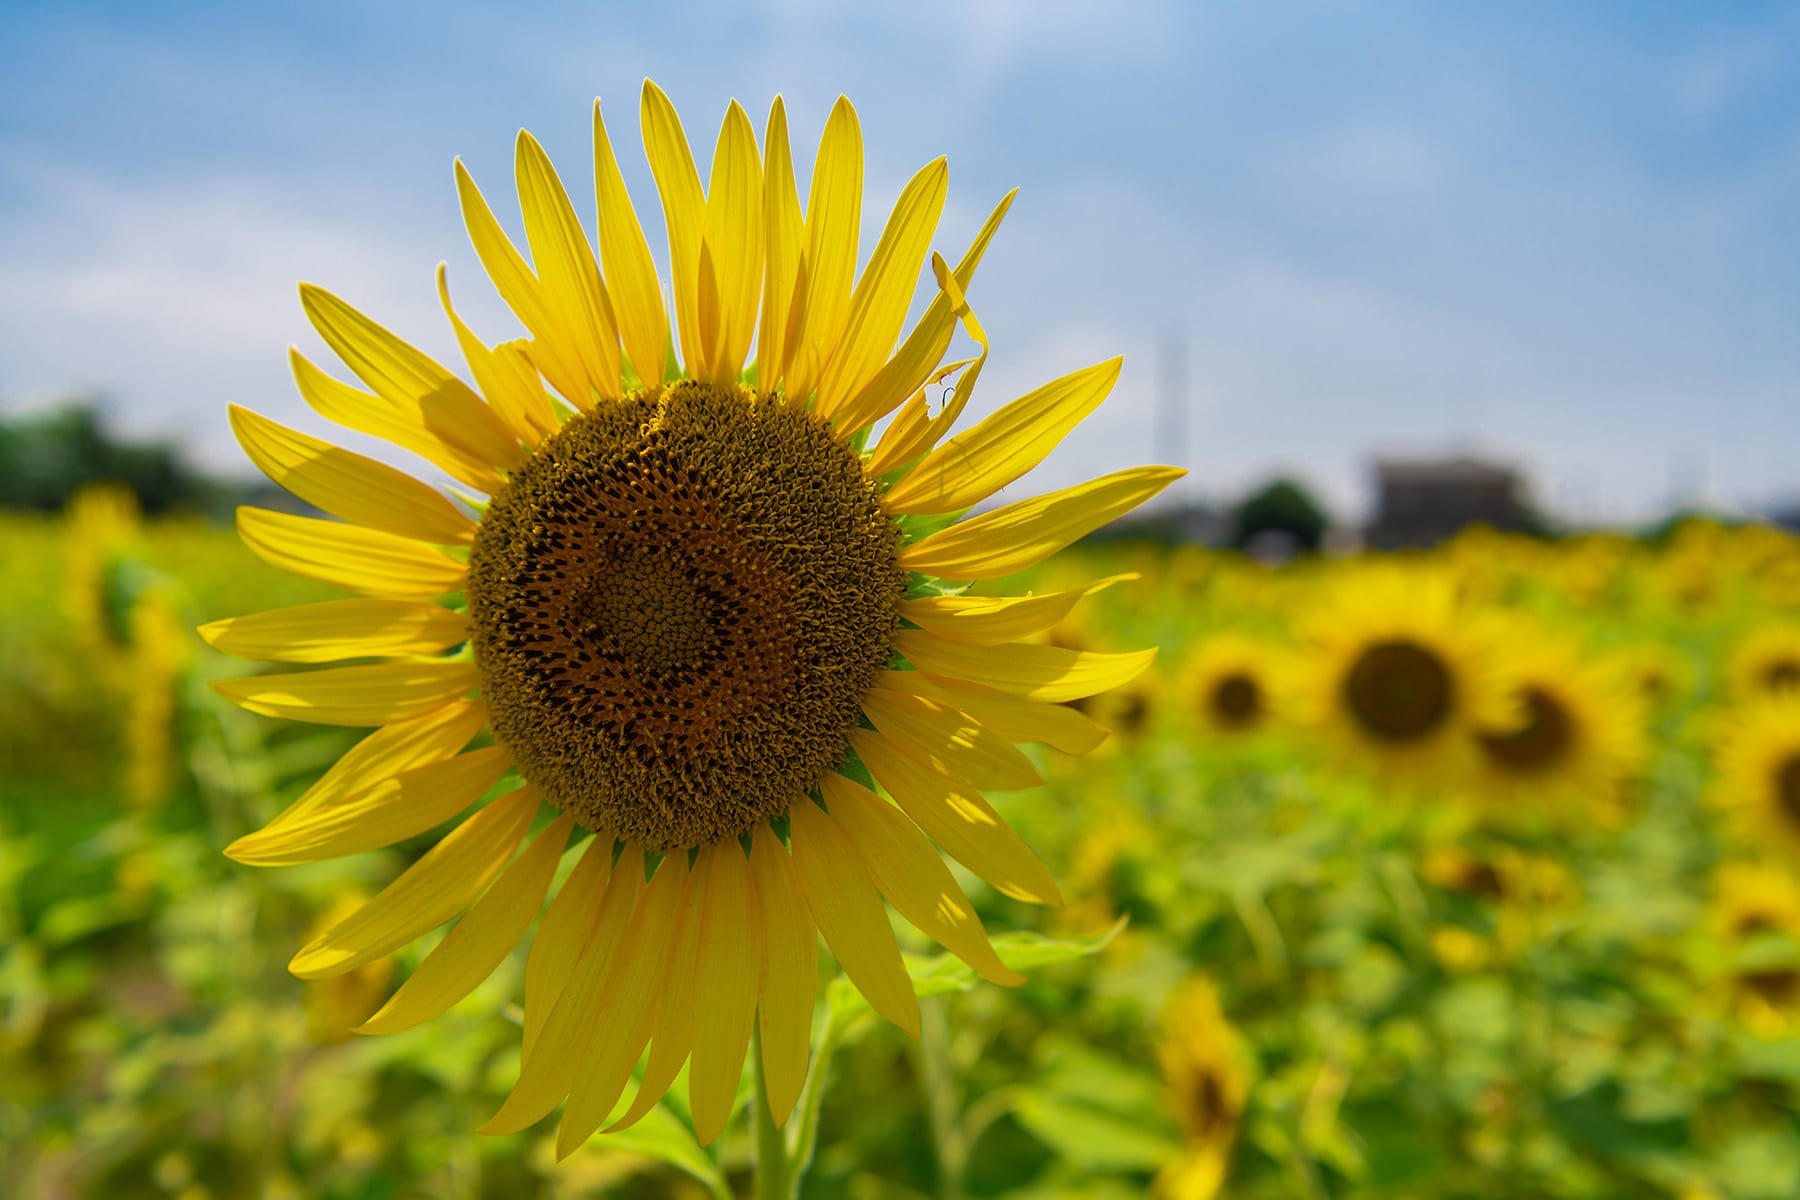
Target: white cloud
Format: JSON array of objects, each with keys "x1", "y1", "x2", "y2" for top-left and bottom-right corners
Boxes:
[{"x1": 0, "y1": 156, "x2": 506, "y2": 478}]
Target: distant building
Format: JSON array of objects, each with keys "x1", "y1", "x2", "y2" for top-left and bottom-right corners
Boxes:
[{"x1": 1365, "y1": 455, "x2": 1536, "y2": 548}]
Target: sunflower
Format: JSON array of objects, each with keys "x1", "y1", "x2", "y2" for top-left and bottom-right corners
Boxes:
[
  {"x1": 1466, "y1": 626, "x2": 1647, "y2": 821},
  {"x1": 1179, "y1": 632, "x2": 1283, "y2": 741},
  {"x1": 1289, "y1": 566, "x2": 1512, "y2": 791},
  {"x1": 201, "y1": 83, "x2": 1178, "y2": 1154},
  {"x1": 1421, "y1": 841, "x2": 1577, "y2": 963},
  {"x1": 1614, "y1": 641, "x2": 1693, "y2": 713},
  {"x1": 1154, "y1": 977, "x2": 1248, "y2": 1200},
  {"x1": 1090, "y1": 672, "x2": 1160, "y2": 744},
  {"x1": 1708, "y1": 862, "x2": 1800, "y2": 1038},
  {"x1": 1710, "y1": 860, "x2": 1800, "y2": 944},
  {"x1": 1711, "y1": 695, "x2": 1800, "y2": 857},
  {"x1": 1725, "y1": 625, "x2": 1800, "y2": 701}
]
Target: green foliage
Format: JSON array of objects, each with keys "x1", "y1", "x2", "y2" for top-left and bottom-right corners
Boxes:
[
  {"x1": 6, "y1": 514, "x2": 1800, "y2": 1198},
  {"x1": 1230, "y1": 477, "x2": 1329, "y2": 553},
  {"x1": 0, "y1": 402, "x2": 232, "y2": 517}
]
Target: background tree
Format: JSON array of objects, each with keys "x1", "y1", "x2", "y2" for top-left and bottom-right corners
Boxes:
[{"x1": 1231, "y1": 476, "x2": 1329, "y2": 553}]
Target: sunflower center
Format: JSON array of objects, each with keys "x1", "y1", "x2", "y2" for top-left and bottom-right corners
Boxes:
[
  {"x1": 1342, "y1": 640, "x2": 1453, "y2": 741},
  {"x1": 1180, "y1": 1066, "x2": 1231, "y2": 1142},
  {"x1": 1477, "y1": 687, "x2": 1575, "y2": 774},
  {"x1": 1210, "y1": 673, "x2": 1262, "y2": 727},
  {"x1": 1764, "y1": 660, "x2": 1800, "y2": 692},
  {"x1": 1777, "y1": 753, "x2": 1800, "y2": 831},
  {"x1": 1742, "y1": 968, "x2": 1800, "y2": 1008},
  {"x1": 468, "y1": 380, "x2": 904, "y2": 850}
]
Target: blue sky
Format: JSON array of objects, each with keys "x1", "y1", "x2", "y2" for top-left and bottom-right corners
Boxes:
[{"x1": 4, "y1": 0, "x2": 1799, "y2": 522}]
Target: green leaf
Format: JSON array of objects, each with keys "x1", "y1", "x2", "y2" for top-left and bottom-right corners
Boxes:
[
  {"x1": 825, "y1": 918, "x2": 1128, "y2": 1036},
  {"x1": 600, "y1": 1104, "x2": 730, "y2": 1196},
  {"x1": 1546, "y1": 1080, "x2": 1689, "y2": 1167},
  {"x1": 1012, "y1": 1089, "x2": 1178, "y2": 1172},
  {"x1": 989, "y1": 917, "x2": 1130, "y2": 972}
]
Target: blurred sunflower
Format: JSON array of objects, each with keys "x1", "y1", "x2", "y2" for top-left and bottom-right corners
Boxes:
[
  {"x1": 64, "y1": 483, "x2": 146, "y2": 668},
  {"x1": 204, "y1": 82, "x2": 1179, "y2": 1152},
  {"x1": 1615, "y1": 641, "x2": 1693, "y2": 713},
  {"x1": 1090, "y1": 672, "x2": 1160, "y2": 744},
  {"x1": 1710, "y1": 860, "x2": 1800, "y2": 943},
  {"x1": 1467, "y1": 627, "x2": 1646, "y2": 820},
  {"x1": 1422, "y1": 842, "x2": 1577, "y2": 962},
  {"x1": 1725, "y1": 625, "x2": 1800, "y2": 701},
  {"x1": 1291, "y1": 567, "x2": 1512, "y2": 790},
  {"x1": 1155, "y1": 977, "x2": 1248, "y2": 1200},
  {"x1": 1179, "y1": 633, "x2": 1283, "y2": 740},
  {"x1": 1709, "y1": 863, "x2": 1800, "y2": 1038},
  {"x1": 1711, "y1": 696, "x2": 1800, "y2": 857}
]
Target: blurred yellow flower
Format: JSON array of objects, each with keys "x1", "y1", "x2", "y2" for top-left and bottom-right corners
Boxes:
[
  {"x1": 304, "y1": 892, "x2": 392, "y2": 1045},
  {"x1": 1291, "y1": 566, "x2": 1513, "y2": 791},
  {"x1": 1179, "y1": 633, "x2": 1285, "y2": 741},
  {"x1": 1711, "y1": 695, "x2": 1800, "y2": 856},
  {"x1": 1155, "y1": 977, "x2": 1248, "y2": 1200},
  {"x1": 1725, "y1": 624, "x2": 1800, "y2": 701},
  {"x1": 1468, "y1": 624, "x2": 1646, "y2": 822},
  {"x1": 1710, "y1": 860, "x2": 1800, "y2": 944}
]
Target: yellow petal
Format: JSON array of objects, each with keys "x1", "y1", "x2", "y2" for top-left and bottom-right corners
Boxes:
[
  {"x1": 880, "y1": 671, "x2": 1110, "y2": 756},
  {"x1": 516, "y1": 130, "x2": 622, "y2": 402},
  {"x1": 687, "y1": 843, "x2": 758, "y2": 1145},
  {"x1": 289, "y1": 345, "x2": 506, "y2": 493},
  {"x1": 748, "y1": 825, "x2": 816, "y2": 1125},
  {"x1": 815, "y1": 156, "x2": 947, "y2": 421},
  {"x1": 783, "y1": 97, "x2": 862, "y2": 403},
  {"x1": 454, "y1": 158, "x2": 592, "y2": 407},
  {"x1": 641, "y1": 79, "x2": 707, "y2": 375},
  {"x1": 819, "y1": 774, "x2": 1021, "y2": 986},
  {"x1": 698, "y1": 100, "x2": 763, "y2": 383},
  {"x1": 211, "y1": 660, "x2": 477, "y2": 726},
  {"x1": 488, "y1": 846, "x2": 644, "y2": 1134},
  {"x1": 885, "y1": 357, "x2": 1122, "y2": 514},
  {"x1": 556, "y1": 856, "x2": 688, "y2": 1158},
  {"x1": 788, "y1": 797, "x2": 919, "y2": 1037},
  {"x1": 900, "y1": 466, "x2": 1185, "y2": 579},
  {"x1": 607, "y1": 865, "x2": 703, "y2": 1134},
  {"x1": 863, "y1": 358, "x2": 973, "y2": 479},
  {"x1": 522, "y1": 834, "x2": 615, "y2": 1059},
  {"x1": 861, "y1": 686, "x2": 1041, "y2": 791},
  {"x1": 897, "y1": 575, "x2": 1136, "y2": 647},
  {"x1": 198, "y1": 598, "x2": 468, "y2": 663},
  {"x1": 593, "y1": 99, "x2": 668, "y2": 387},
  {"x1": 289, "y1": 784, "x2": 540, "y2": 979},
  {"x1": 264, "y1": 700, "x2": 487, "y2": 830},
  {"x1": 236, "y1": 506, "x2": 467, "y2": 599},
  {"x1": 866, "y1": 256, "x2": 990, "y2": 476},
  {"x1": 895, "y1": 631, "x2": 1157, "y2": 703},
  {"x1": 758, "y1": 97, "x2": 804, "y2": 393},
  {"x1": 851, "y1": 728, "x2": 1061, "y2": 906},
  {"x1": 357, "y1": 814, "x2": 573, "y2": 1035},
  {"x1": 224, "y1": 747, "x2": 511, "y2": 866},
  {"x1": 229, "y1": 406, "x2": 475, "y2": 546},
  {"x1": 834, "y1": 189, "x2": 1015, "y2": 435},
  {"x1": 297, "y1": 283, "x2": 524, "y2": 472},
  {"x1": 436, "y1": 266, "x2": 558, "y2": 443}
]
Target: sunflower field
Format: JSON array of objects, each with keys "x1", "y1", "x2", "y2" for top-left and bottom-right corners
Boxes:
[{"x1": 7, "y1": 480, "x2": 1800, "y2": 1199}]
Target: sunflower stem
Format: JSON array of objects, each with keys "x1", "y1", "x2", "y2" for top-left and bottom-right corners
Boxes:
[
  {"x1": 916, "y1": 996, "x2": 967, "y2": 1200},
  {"x1": 751, "y1": 1027, "x2": 792, "y2": 1200}
]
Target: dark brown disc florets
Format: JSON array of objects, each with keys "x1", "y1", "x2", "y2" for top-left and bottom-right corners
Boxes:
[
  {"x1": 1342, "y1": 639, "x2": 1454, "y2": 742},
  {"x1": 468, "y1": 380, "x2": 904, "y2": 850}
]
